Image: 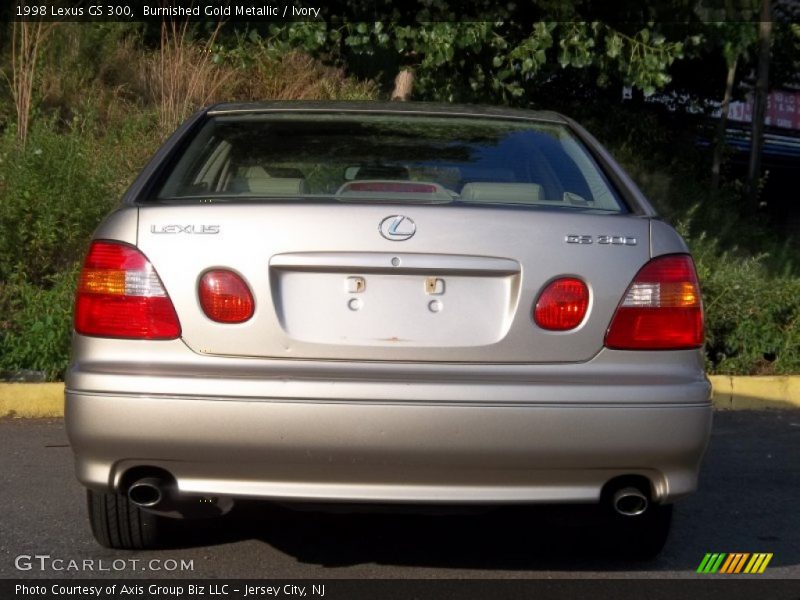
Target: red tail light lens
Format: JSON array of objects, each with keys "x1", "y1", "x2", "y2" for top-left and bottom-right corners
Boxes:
[
  {"x1": 605, "y1": 254, "x2": 703, "y2": 350},
  {"x1": 75, "y1": 241, "x2": 181, "y2": 339},
  {"x1": 199, "y1": 270, "x2": 254, "y2": 323},
  {"x1": 534, "y1": 277, "x2": 590, "y2": 331}
]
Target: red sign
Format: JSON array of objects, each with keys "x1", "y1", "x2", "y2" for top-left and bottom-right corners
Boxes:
[{"x1": 728, "y1": 90, "x2": 800, "y2": 130}]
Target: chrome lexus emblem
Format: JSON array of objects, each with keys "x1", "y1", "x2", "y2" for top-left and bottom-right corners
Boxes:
[{"x1": 379, "y1": 215, "x2": 416, "y2": 241}]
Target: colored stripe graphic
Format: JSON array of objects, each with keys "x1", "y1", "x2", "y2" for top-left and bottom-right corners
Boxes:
[
  {"x1": 697, "y1": 553, "x2": 714, "y2": 573},
  {"x1": 720, "y1": 553, "x2": 749, "y2": 574},
  {"x1": 733, "y1": 553, "x2": 750, "y2": 573},
  {"x1": 698, "y1": 553, "x2": 727, "y2": 573},
  {"x1": 699, "y1": 553, "x2": 773, "y2": 574},
  {"x1": 719, "y1": 554, "x2": 736, "y2": 573},
  {"x1": 744, "y1": 553, "x2": 773, "y2": 574}
]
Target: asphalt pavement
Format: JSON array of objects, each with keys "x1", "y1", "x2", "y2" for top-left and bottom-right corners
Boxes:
[{"x1": 1, "y1": 410, "x2": 799, "y2": 580}]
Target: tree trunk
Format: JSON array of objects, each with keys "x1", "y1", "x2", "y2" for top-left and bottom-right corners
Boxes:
[
  {"x1": 391, "y1": 69, "x2": 414, "y2": 101},
  {"x1": 711, "y1": 56, "x2": 737, "y2": 191},
  {"x1": 746, "y1": 1, "x2": 772, "y2": 208},
  {"x1": 10, "y1": 20, "x2": 49, "y2": 148}
]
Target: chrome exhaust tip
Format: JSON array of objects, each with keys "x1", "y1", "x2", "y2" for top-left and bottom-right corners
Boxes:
[
  {"x1": 612, "y1": 486, "x2": 649, "y2": 516},
  {"x1": 127, "y1": 477, "x2": 167, "y2": 508}
]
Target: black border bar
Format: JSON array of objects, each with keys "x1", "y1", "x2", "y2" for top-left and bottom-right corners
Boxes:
[
  {"x1": 3, "y1": 0, "x2": 771, "y2": 23},
  {"x1": 4, "y1": 579, "x2": 800, "y2": 600}
]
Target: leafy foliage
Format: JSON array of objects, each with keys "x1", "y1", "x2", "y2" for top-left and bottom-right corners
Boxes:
[
  {"x1": 0, "y1": 118, "x2": 116, "y2": 286},
  {"x1": 250, "y1": 20, "x2": 686, "y2": 102},
  {"x1": 0, "y1": 119, "x2": 121, "y2": 379},
  {"x1": 0, "y1": 266, "x2": 78, "y2": 380},
  {"x1": 679, "y1": 218, "x2": 800, "y2": 375}
]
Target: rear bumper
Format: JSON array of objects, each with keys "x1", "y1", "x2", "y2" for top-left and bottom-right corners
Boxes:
[{"x1": 65, "y1": 344, "x2": 712, "y2": 505}]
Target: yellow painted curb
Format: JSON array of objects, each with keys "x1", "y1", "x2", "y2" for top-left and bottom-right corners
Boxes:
[
  {"x1": 0, "y1": 378, "x2": 799, "y2": 418},
  {"x1": 0, "y1": 383, "x2": 64, "y2": 418},
  {"x1": 709, "y1": 375, "x2": 800, "y2": 410}
]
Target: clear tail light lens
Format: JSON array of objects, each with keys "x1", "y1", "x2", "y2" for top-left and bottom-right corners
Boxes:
[
  {"x1": 605, "y1": 254, "x2": 703, "y2": 350},
  {"x1": 74, "y1": 241, "x2": 181, "y2": 339},
  {"x1": 534, "y1": 277, "x2": 590, "y2": 331},
  {"x1": 199, "y1": 270, "x2": 254, "y2": 323}
]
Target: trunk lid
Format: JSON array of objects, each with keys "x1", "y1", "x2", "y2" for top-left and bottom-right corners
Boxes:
[{"x1": 137, "y1": 203, "x2": 650, "y2": 363}]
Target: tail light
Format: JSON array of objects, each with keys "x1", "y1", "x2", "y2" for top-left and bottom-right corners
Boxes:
[
  {"x1": 534, "y1": 277, "x2": 590, "y2": 331},
  {"x1": 75, "y1": 241, "x2": 181, "y2": 339},
  {"x1": 199, "y1": 270, "x2": 254, "y2": 323},
  {"x1": 605, "y1": 254, "x2": 703, "y2": 350}
]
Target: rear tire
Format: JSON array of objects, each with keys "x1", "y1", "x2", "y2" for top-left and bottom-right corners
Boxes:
[
  {"x1": 87, "y1": 489, "x2": 169, "y2": 549},
  {"x1": 609, "y1": 503, "x2": 673, "y2": 559}
]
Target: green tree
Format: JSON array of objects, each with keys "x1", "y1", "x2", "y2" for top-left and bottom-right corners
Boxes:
[
  {"x1": 254, "y1": 18, "x2": 686, "y2": 104},
  {"x1": 699, "y1": 23, "x2": 759, "y2": 190}
]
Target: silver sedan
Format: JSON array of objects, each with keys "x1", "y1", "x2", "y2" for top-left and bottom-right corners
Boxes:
[{"x1": 65, "y1": 101, "x2": 711, "y2": 556}]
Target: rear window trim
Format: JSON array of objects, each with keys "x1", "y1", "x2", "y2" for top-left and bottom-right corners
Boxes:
[{"x1": 206, "y1": 106, "x2": 567, "y2": 126}]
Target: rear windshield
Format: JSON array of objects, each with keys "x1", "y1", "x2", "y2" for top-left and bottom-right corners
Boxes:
[{"x1": 153, "y1": 113, "x2": 626, "y2": 212}]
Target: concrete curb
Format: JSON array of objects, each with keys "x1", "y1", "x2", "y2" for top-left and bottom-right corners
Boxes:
[
  {"x1": 1, "y1": 377, "x2": 799, "y2": 418},
  {"x1": 0, "y1": 383, "x2": 65, "y2": 418},
  {"x1": 708, "y1": 375, "x2": 800, "y2": 410}
]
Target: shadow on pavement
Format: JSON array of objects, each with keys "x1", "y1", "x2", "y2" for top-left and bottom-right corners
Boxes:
[{"x1": 163, "y1": 503, "x2": 669, "y2": 571}]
